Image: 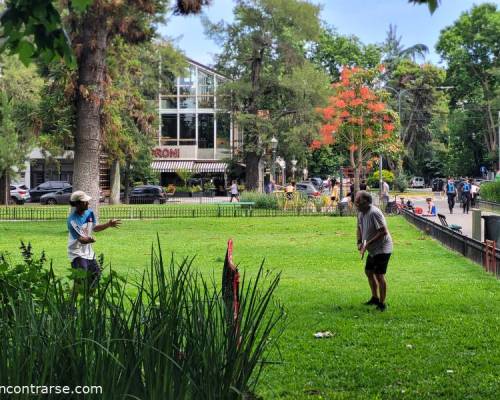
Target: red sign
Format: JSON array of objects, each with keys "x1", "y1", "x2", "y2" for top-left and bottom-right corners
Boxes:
[{"x1": 152, "y1": 148, "x2": 180, "y2": 158}]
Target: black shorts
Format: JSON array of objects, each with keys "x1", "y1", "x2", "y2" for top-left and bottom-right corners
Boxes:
[
  {"x1": 365, "y1": 253, "x2": 391, "y2": 275},
  {"x1": 71, "y1": 257, "x2": 101, "y2": 285}
]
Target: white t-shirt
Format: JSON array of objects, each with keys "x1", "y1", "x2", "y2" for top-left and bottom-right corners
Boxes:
[
  {"x1": 67, "y1": 209, "x2": 97, "y2": 261},
  {"x1": 230, "y1": 184, "x2": 238, "y2": 195}
]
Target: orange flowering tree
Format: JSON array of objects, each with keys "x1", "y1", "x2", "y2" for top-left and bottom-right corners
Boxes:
[{"x1": 315, "y1": 66, "x2": 401, "y2": 191}]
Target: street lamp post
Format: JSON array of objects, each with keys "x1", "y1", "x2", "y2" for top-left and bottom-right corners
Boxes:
[
  {"x1": 291, "y1": 157, "x2": 297, "y2": 181},
  {"x1": 270, "y1": 136, "x2": 278, "y2": 184}
]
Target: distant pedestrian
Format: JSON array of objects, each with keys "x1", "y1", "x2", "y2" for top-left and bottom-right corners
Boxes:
[
  {"x1": 67, "y1": 191, "x2": 121, "y2": 288},
  {"x1": 229, "y1": 180, "x2": 240, "y2": 202},
  {"x1": 265, "y1": 179, "x2": 275, "y2": 194},
  {"x1": 382, "y1": 180, "x2": 390, "y2": 205},
  {"x1": 471, "y1": 181, "x2": 480, "y2": 207},
  {"x1": 462, "y1": 179, "x2": 471, "y2": 214},
  {"x1": 424, "y1": 197, "x2": 437, "y2": 216},
  {"x1": 355, "y1": 191, "x2": 393, "y2": 312},
  {"x1": 360, "y1": 180, "x2": 368, "y2": 191},
  {"x1": 446, "y1": 177, "x2": 457, "y2": 214}
]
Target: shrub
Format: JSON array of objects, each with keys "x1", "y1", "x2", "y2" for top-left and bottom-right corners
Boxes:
[
  {"x1": 479, "y1": 181, "x2": 500, "y2": 202},
  {"x1": 240, "y1": 191, "x2": 279, "y2": 209},
  {"x1": 0, "y1": 241, "x2": 285, "y2": 399},
  {"x1": 165, "y1": 184, "x2": 176, "y2": 193},
  {"x1": 367, "y1": 169, "x2": 395, "y2": 188},
  {"x1": 393, "y1": 173, "x2": 409, "y2": 192},
  {"x1": 190, "y1": 185, "x2": 202, "y2": 193}
]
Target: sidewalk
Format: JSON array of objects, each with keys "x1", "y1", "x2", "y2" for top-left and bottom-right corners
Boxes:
[{"x1": 409, "y1": 194, "x2": 495, "y2": 240}]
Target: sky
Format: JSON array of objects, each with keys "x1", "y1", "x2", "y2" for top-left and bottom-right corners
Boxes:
[{"x1": 159, "y1": 0, "x2": 493, "y2": 67}]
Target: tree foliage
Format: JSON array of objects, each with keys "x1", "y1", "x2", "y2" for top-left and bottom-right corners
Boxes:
[
  {"x1": 205, "y1": 0, "x2": 329, "y2": 189},
  {"x1": 311, "y1": 27, "x2": 382, "y2": 81},
  {"x1": 316, "y1": 66, "x2": 400, "y2": 190},
  {"x1": 436, "y1": 3, "x2": 500, "y2": 163},
  {"x1": 0, "y1": 54, "x2": 44, "y2": 204}
]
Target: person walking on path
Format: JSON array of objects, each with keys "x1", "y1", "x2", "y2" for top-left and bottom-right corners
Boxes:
[
  {"x1": 461, "y1": 179, "x2": 471, "y2": 214},
  {"x1": 355, "y1": 191, "x2": 393, "y2": 312},
  {"x1": 470, "y1": 180, "x2": 479, "y2": 207},
  {"x1": 446, "y1": 177, "x2": 457, "y2": 214},
  {"x1": 229, "y1": 180, "x2": 240, "y2": 202},
  {"x1": 67, "y1": 191, "x2": 121, "y2": 287}
]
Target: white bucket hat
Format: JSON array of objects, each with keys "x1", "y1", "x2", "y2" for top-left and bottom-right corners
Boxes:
[{"x1": 70, "y1": 190, "x2": 92, "y2": 202}]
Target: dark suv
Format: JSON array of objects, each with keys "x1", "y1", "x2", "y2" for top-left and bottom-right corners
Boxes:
[
  {"x1": 29, "y1": 181, "x2": 71, "y2": 202},
  {"x1": 128, "y1": 185, "x2": 167, "y2": 204}
]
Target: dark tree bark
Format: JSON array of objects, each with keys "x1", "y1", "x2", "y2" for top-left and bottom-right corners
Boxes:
[
  {"x1": 72, "y1": 14, "x2": 108, "y2": 215},
  {"x1": 0, "y1": 170, "x2": 10, "y2": 205}
]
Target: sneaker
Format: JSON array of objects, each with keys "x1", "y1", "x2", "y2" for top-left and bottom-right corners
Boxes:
[
  {"x1": 376, "y1": 303, "x2": 386, "y2": 312},
  {"x1": 364, "y1": 297, "x2": 380, "y2": 306}
]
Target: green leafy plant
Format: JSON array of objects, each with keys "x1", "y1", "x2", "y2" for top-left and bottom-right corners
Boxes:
[
  {"x1": 479, "y1": 181, "x2": 500, "y2": 203},
  {"x1": 176, "y1": 169, "x2": 194, "y2": 186},
  {"x1": 0, "y1": 239, "x2": 285, "y2": 399},
  {"x1": 240, "y1": 191, "x2": 279, "y2": 209},
  {"x1": 393, "y1": 173, "x2": 409, "y2": 192},
  {"x1": 367, "y1": 169, "x2": 395, "y2": 188}
]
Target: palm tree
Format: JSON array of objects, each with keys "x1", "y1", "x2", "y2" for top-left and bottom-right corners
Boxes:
[{"x1": 383, "y1": 25, "x2": 429, "y2": 70}]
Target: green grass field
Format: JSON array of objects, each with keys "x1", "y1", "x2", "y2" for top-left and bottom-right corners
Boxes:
[{"x1": 0, "y1": 216, "x2": 499, "y2": 399}]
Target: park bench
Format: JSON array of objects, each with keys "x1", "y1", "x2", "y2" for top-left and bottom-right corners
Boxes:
[{"x1": 437, "y1": 213, "x2": 463, "y2": 234}]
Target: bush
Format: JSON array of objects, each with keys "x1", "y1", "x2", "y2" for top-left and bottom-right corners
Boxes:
[
  {"x1": 479, "y1": 181, "x2": 500, "y2": 202},
  {"x1": 0, "y1": 241, "x2": 285, "y2": 399},
  {"x1": 393, "y1": 174, "x2": 409, "y2": 192},
  {"x1": 240, "y1": 191, "x2": 279, "y2": 209},
  {"x1": 367, "y1": 170, "x2": 395, "y2": 188}
]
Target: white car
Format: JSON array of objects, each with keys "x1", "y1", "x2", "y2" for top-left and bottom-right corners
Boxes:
[
  {"x1": 411, "y1": 177, "x2": 425, "y2": 189},
  {"x1": 10, "y1": 184, "x2": 31, "y2": 204}
]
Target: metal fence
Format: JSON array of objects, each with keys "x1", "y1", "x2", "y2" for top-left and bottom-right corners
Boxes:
[
  {"x1": 0, "y1": 204, "x2": 356, "y2": 221},
  {"x1": 401, "y1": 209, "x2": 499, "y2": 278}
]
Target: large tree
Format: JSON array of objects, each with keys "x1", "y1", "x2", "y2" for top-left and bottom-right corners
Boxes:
[
  {"x1": 0, "y1": 55, "x2": 44, "y2": 204},
  {"x1": 316, "y1": 66, "x2": 400, "y2": 190},
  {"x1": 311, "y1": 27, "x2": 382, "y2": 81},
  {"x1": 1, "y1": 0, "x2": 209, "y2": 210},
  {"x1": 205, "y1": 0, "x2": 329, "y2": 190},
  {"x1": 436, "y1": 3, "x2": 499, "y2": 167}
]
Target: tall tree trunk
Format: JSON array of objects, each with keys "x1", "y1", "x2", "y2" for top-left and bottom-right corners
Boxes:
[
  {"x1": 110, "y1": 159, "x2": 121, "y2": 205},
  {"x1": 123, "y1": 159, "x2": 131, "y2": 204},
  {"x1": 0, "y1": 170, "x2": 10, "y2": 205},
  {"x1": 245, "y1": 152, "x2": 261, "y2": 191},
  {"x1": 350, "y1": 148, "x2": 359, "y2": 192},
  {"x1": 72, "y1": 19, "x2": 108, "y2": 215}
]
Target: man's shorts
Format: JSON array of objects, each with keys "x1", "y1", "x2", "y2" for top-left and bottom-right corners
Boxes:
[
  {"x1": 365, "y1": 253, "x2": 391, "y2": 275},
  {"x1": 71, "y1": 257, "x2": 101, "y2": 285}
]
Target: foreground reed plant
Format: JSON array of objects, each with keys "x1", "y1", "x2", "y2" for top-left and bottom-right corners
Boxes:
[{"x1": 0, "y1": 239, "x2": 285, "y2": 399}]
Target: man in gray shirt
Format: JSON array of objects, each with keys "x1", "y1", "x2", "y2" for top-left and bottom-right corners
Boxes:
[{"x1": 355, "y1": 191, "x2": 393, "y2": 311}]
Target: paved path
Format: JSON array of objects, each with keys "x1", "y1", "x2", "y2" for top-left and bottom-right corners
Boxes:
[{"x1": 404, "y1": 193, "x2": 497, "y2": 241}]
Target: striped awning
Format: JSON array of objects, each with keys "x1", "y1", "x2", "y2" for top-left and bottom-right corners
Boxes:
[
  {"x1": 193, "y1": 162, "x2": 228, "y2": 173},
  {"x1": 151, "y1": 160, "x2": 194, "y2": 172}
]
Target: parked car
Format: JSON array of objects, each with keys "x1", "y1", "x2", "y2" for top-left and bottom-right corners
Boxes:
[
  {"x1": 10, "y1": 184, "x2": 30, "y2": 204},
  {"x1": 29, "y1": 181, "x2": 71, "y2": 202},
  {"x1": 302, "y1": 178, "x2": 323, "y2": 191},
  {"x1": 410, "y1": 176, "x2": 425, "y2": 189},
  {"x1": 431, "y1": 178, "x2": 445, "y2": 192},
  {"x1": 40, "y1": 186, "x2": 73, "y2": 205},
  {"x1": 128, "y1": 185, "x2": 167, "y2": 204},
  {"x1": 296, "y1": 182, "x2": 321, "y2": 199}
]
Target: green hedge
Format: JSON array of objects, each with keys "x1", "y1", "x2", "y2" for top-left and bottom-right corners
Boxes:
[
  {"x1": 479, "y1": 181, "x2": 500, "y2": 203},
  {"x1": 240, "y1": 191, "x2": 279, "y2": 209}
]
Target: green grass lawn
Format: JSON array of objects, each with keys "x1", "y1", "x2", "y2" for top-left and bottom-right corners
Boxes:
[{"x1": 0, "y1": 216, "x2": 499, "y2": 399}]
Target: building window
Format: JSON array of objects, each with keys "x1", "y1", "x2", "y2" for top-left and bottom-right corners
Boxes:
[
  {"x1": 161, "y1": 96, "x2": 177, "y2": 109},
  {"x1": 179, "y1": 96, "x2": 196, "y2": 109},
  {"x1": 198, "y1": 96, "x2": 214, "y2": 108},
  {"x1": 161, "y1": 114, "x2": 177, "y2": 145},
  {"x1": 179, "y1": 114, "x2": 196, "y2": 145},
  {"x1": 216, "y1": 113, "x2": 231, "y2": 159},
  {"x1": 198, "y1": 114, "x2": 214, "y2": 149}
]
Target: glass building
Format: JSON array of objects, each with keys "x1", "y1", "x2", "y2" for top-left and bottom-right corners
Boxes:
[{"x1": 153, "y1": 58, "x2": 242, "y2": 185}]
